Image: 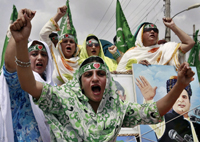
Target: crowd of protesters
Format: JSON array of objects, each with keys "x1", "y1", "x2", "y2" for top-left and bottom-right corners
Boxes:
[{"x1": 0, "y1": 3, "x2": 197, "y2": 142}]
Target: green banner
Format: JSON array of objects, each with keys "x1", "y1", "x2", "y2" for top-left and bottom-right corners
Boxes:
[
  {"x1": 0, "y1": 5, "x2": 18, "y2": 74},
  {"x1": 188, "y1": 30, "x2": 200, "y2": 82},
  {"x1": 116, "y1": 0, "x2": 135, "y2": 53},
  {"x1": 58, "y1": 0, "x2": 78, "y2": 43}
]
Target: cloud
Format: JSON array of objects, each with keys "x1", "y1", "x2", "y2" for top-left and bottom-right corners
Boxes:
[
  {"x1": 156, "y1": 86, "x2": 167, "y2": 100},
  {"x1": 1, "y1": 0, "x2": 200, "y2": 63}
]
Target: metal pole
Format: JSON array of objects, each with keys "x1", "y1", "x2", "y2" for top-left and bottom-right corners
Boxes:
[
  {"x1": 171, "y1": 9, "x2": 187, "y2": 19},
  {"x1": 164, "y1": 0, "x2": 171, "y2": 41}
]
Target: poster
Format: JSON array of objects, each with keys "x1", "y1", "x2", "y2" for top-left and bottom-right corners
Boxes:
[
  {"x1": 132, "y1": 64, "x2": 200, "y2": 142},
  {"x1": 116, "y1": 135, "x2": 137, "y2": 142},
  {"x1": 112, "y1": 74, "x2": 139, "y2": 141}
]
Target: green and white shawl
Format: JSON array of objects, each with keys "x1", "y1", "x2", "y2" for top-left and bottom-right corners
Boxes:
[{"x1": 34, "y1": 56, "x2": 163, "y2": 142}]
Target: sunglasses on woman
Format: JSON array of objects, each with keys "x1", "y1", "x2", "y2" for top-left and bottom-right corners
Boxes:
[
  {"x1": 143, "y1": 28, "x2": 159, "y2": 33},
  {"x1": 87, "y1": 43, "x2": 100, "y2": 47}
]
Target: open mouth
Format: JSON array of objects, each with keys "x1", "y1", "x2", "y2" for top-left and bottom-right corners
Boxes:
[
  {"x1": 91, "y1": 50, "x2": 96, "y2": 54},
  {"x1": 66, "y1": 47, "x2": 72, "y2": 51},
  {"x1": 150, "y1": 34, "x2": 155, "y2": 38},
  {"x1": 92, "y1": 85, "x2": 101, "y2": 94},
  {"x1": 36, "y1": 63, "x2": 43, "y2": 67}
]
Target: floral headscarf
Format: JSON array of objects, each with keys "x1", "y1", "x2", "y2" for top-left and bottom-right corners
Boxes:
[{"x1": 35, "y1": 56, "x2": 163, "y2": 141}]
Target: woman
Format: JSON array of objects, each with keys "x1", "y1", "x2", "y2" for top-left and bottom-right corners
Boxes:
[
  {"x1": 12, "y1": 8, "x2": 195, "y2": 142},
  {"x1": 17, "y1": 56, "x2": 194, "y2": 141},
  {"x1": 1, "y1": 38, "x2": 53, "y2": 142},
  {"x1": 40, "y1": 5, "x2": 80, "y2": 85},
  {"x1": 51, "y1": 33, "x2": 80, "y2": 85},
  {"x1": 79, "y1": 34, "x2": 120, "y2": 72},
  {"x1": 117, "y1": 20, "x2": 195, "y2": 71},
  {"x1": 0, "y1": 7, "x2": 53, "y2": 142}
]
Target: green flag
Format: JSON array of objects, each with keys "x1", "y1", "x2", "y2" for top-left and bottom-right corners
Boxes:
[
  {"x1": 58, "y1": 0, "x2": 78, "y2": 43},
  {"x1": 116, "y1": 0, "x2": 135, "y2": 53},
  {"x1": 0, "y1": 5, "x2": 18, "y2": 74},
  {"x1": 188, "y1": 30, "x2": 200, "y2": 82}
]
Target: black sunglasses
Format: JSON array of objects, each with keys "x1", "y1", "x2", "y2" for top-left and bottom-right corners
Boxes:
[
  {"x1": 143, "y1": 28, "x2": 159, "y2": 33},
  {"x1": 87, "y1": 43, "x2": 100, "y2": 47}
]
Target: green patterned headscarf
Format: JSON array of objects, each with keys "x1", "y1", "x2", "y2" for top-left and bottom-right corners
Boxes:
[
  {"x1": 86, "y1": 39, "x2": 99, "y2": 45},
  {"x1": 28, "y1": 44, "x2": 47, "y2": 52},
  {"x1": 72, "y1": 56, "x2": 122, "y2": 120},
  {"x1": 144, "y1": 23, "x2": 157, "y2": 29},
  {"x1": 79, "y1": 62, "x2": 107, "y2": 78},
  {"x1": 59, "y1": 33, "x2": 76, "y2": 43},
  {"x1": 35, "y1": 55, "x2": 163, "y2": 141}
]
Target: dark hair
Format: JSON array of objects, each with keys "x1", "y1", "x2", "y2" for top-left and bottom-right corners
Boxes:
[
  {"x1": 79, "y1": 56, "x2": 105, "y2": 93},
  {"x1": 113, "y1": 35, "x2": 116, "y2": 45},
  {"x1": 49, "y1": 32, "x2": 58, "y2": 38},
  {"x1": 166, "y1": 78, "x2": 192, "y2": 101},
  {"x1": 86, "y1": 35, "x2": 99, "y2": 42},
  {"x1": 30, "y1": 41, "x2": 45, "y2": 47}
]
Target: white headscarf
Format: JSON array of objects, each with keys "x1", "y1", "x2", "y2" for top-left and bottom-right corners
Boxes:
[
  {"x1": 117, "y1": 24, "x2": 185, "y2": 71},
  {"x1": 51, "y1": 34, "x2": 80, "y2": 85},
  {"x1": 0, "y1": 39, "x2": 54, "y2": 142},
  {"x1": 28, "y1": 40, "x2": 54, "y2": 86},
  {"x1": 0, "y1": 73, "x2": 13, "y2": 142}
]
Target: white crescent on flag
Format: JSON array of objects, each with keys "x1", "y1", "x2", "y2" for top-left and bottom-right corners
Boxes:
[{"x1": 117, "y1": 27, "x2": 122, "y2": 32}]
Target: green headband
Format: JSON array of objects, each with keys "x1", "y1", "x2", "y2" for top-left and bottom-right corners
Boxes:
[
  {"x1": 28, "y1": 44, "x2": 47, "y2": 52},
  {"x1": 79, "y1": 62, "x2": 107, "y2": 78},
  {"x1": 59, "y1": 34, "x2": 75, "y2": 42},
  {"x1": 86, "y1": 39, "x2": 99, "y2": 45},
  {"x1": 144, "y1": 24, "x2": 157, "y2": 29}
]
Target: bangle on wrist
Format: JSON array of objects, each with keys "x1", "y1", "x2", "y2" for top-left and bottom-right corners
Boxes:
[
  {"x1": 112, "y1": 52, "x2": 121, "y2": 60},
  {"x1": 15, "y1": 56, "x2": 31, "y2": 67}
]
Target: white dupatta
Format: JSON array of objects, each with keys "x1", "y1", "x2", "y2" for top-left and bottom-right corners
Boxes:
[
  {"x1": 0, "y1": 40, "x2": 54, "y2": 142},
  {"x1": 51, "y1": 41, "x2": 80, "y2": 85},
  {"x1": 117, "y1": 25, "x2": 185, "y2": 71}
]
